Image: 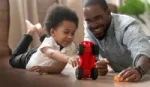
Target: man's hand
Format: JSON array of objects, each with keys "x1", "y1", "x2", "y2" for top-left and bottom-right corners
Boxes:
[
  {"x1": 29, "y1": 66, "x2": 47, "y2": 74},
  {"x1": 118, "y1": 67, "x2": 141, "y2": 82},
  {"x1": 95, "y1": 59, "x2": 108, "y2": 76}
]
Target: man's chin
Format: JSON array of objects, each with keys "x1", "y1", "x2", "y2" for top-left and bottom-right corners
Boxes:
[{"x1": 95, "y1": 34, "x2": 105, "y2": 40}]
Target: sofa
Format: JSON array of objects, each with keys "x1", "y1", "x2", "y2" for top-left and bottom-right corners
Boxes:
[{"x1": 0, "y1": 0, "x2": 11, "y2": 57}]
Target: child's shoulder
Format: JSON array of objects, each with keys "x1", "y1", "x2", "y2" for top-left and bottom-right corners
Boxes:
[
  {"x1": 43, "y1": 36, "x2": 53, "y2": 43},
  {"x1": 65, "y1": 42, "x2": 77, "y2": 56},
  {"x1": 66, "y1": 42, "x2": 76, "y2": 51},
  {"x1": 38, "y1": 37, "x2": 54, "y2": 49}
]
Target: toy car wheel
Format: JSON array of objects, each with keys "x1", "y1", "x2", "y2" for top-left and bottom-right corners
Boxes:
[
  {"x1": 92, "y1": 44, "x2": 99, "y2": 56},
  {"x1": 75, "y1": 67, "x2": 83, "y2": 80},
  {"x1": 77, "y1": 44, "x2": 84, "y2": 55},
  {"x1": 91, "y1": 68, "x2": 98, "y2": 80}
]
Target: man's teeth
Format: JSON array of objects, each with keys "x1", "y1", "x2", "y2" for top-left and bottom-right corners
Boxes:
[{"x1": 94, "y1": 29, "x2": 100, "y2": 32}]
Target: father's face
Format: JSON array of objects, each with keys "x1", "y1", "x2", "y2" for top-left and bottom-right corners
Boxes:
[{"x1": 83, "y1": 4, "x2": 111, "y2": 39}]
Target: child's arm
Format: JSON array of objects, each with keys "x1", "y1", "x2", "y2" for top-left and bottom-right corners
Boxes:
[
  {"x1": 29, "y1": 57, "x2": 78, "y2": 74},
  {"x1": 29, "y1": 47, "x2": 78, "y2": 74},
  {"x1": 29, "y1": 62, "x2": 66, "y2": 74},
  {"x1": 41, "y1": 47, "x2": 78, "y2": 67}
]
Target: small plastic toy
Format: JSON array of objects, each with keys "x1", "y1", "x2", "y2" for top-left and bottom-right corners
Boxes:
[
  {"x1": 75, "y1": 41, "x2": 99, "y2": 80},
  {"x1": 114, "y1": 75, "x2": 127, "y2": 82},
  {"x1": 114, "y1": 75, "x2": 121, "y2": 82}
]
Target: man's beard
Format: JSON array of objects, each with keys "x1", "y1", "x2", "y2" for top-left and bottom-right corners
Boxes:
[
  {"x1": 97, "y1": 21, "x2": 111, "y2": 40},
  {"x1": 96, "y1": 24, "x2": 110, "y2": 40}
]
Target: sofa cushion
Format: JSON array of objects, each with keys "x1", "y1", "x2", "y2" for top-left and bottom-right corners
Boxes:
[{"x1": 0, "y1": 0, "x2": 11, "y2": 57}]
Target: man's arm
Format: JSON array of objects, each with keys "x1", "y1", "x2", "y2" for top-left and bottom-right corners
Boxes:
[
  {"x1": 135, "y1": 55, "x2": 150, "y2": 76},
  {"x1": 84, "y1": 26, "x2": 109, "y2": 76},
  {"x1": 119, "y1": 22, "x2": 150, "y2": 82},
  {"x1": 123, "y1": 22, "x2": 150, "y2": 71}
]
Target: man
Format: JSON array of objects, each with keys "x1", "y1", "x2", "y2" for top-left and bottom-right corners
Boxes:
[{"x1": 83, "y1": 0, "x2": 150, "y2": 82}]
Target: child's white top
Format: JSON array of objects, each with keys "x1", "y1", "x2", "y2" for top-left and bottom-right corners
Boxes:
[{"x1": 26, "y1": 36, "x2": 77, "y2": 69}]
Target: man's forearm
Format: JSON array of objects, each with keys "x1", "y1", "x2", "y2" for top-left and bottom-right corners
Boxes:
[{"x1": 136, "y1": 56, "x2": 150, "y2": 73}]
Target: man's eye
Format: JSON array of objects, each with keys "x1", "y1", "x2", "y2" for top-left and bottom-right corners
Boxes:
[
  {"x1": 85, "y1": 19, "x2": 91, "y2": 23},
  {"x1": 86, "y1": 20, "x2": 92, "y2": 23},
  {"x1": 95, "y1": 16, "x2": 102, "y2": 20}
]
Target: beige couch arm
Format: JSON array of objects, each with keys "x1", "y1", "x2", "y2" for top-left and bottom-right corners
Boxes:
[{"x1": 0, "y1": 0, "x2": 11, "y2": 57}]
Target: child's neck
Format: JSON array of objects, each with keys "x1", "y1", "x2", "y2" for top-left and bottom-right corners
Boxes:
[
  {"x1": 60, "y1": 45, "x2": 63, "y2": 51},
  {"x1": 57, "y1": 43, "x2": 63, "y2": 50},
  {"x1": 55, "y1": 40, "x2": 64, "y2": 50}
]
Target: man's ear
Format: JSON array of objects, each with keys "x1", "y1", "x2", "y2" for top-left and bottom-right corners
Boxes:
[{"x1": 106, "y1": 8, "x2": 111, "y2": 17}]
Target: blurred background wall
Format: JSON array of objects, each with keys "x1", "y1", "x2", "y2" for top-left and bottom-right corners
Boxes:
[
  {"x1": 7, "y1": 0, "x2": 150, "y2": 53},
  {"x1": 9, "y1": 0, "x2": 83, "y2": 51}
]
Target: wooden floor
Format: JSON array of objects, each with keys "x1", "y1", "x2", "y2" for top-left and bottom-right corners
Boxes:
[{"x1": 0, "y1": 57, "x2": 150, "y2": 87}]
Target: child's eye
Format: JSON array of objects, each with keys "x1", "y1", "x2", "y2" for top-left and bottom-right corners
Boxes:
[
  {"x1": 64, "y1": 31, "x2": 69, "y2": 34},
  {"x1": 72, "y1": 32, "x2": 75, "y2": 36}
]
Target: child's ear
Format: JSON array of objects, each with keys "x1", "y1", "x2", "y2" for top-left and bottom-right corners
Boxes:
[{"x1": 50, "y1": 28, "x2": 55, "y2": 36}]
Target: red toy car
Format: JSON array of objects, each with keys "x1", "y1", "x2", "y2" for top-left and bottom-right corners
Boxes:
[{"x1": 75, "y1": 41, "x2": 99, "y2": 80}]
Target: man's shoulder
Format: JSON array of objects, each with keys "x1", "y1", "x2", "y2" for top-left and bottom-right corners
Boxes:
[
  {"x1": 112, "y1": 13, "x2": 136, "y2": 28},
  {"x1": 112, "y1": 13, "x2": 139, "y2": 34},
  {"x1": 112, "y1": 13, "x2": 135, "y2": 20},
  {"x1": 112, "y1": 13, "x2": 138, "y2": 44}
]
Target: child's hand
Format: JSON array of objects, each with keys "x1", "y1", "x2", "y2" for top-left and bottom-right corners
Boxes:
[
  {"x1": 29, "y1": 66, "x2": 46, "y2": 74},
  {"x1": 68, "y1": 56, "x2": 79, "y2": 67}
]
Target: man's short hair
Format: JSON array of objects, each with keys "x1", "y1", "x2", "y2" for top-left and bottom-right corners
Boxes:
[{"x1": 83, "y1": 0, "x2": 108, "y2": 11}]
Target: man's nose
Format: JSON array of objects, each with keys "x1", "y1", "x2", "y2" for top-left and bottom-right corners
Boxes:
[{"x1": 89, "y1": 22, "x2": 99, "y2": 29}]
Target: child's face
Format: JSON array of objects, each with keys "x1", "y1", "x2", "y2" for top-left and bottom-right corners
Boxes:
[{"x1": 51, "y1": 20, "x2": 76, "y2": 47}]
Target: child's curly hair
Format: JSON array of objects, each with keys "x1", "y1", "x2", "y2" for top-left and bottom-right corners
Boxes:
[{"x1": 43, "y1": 5, "x2": 79, "y2": 36}]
